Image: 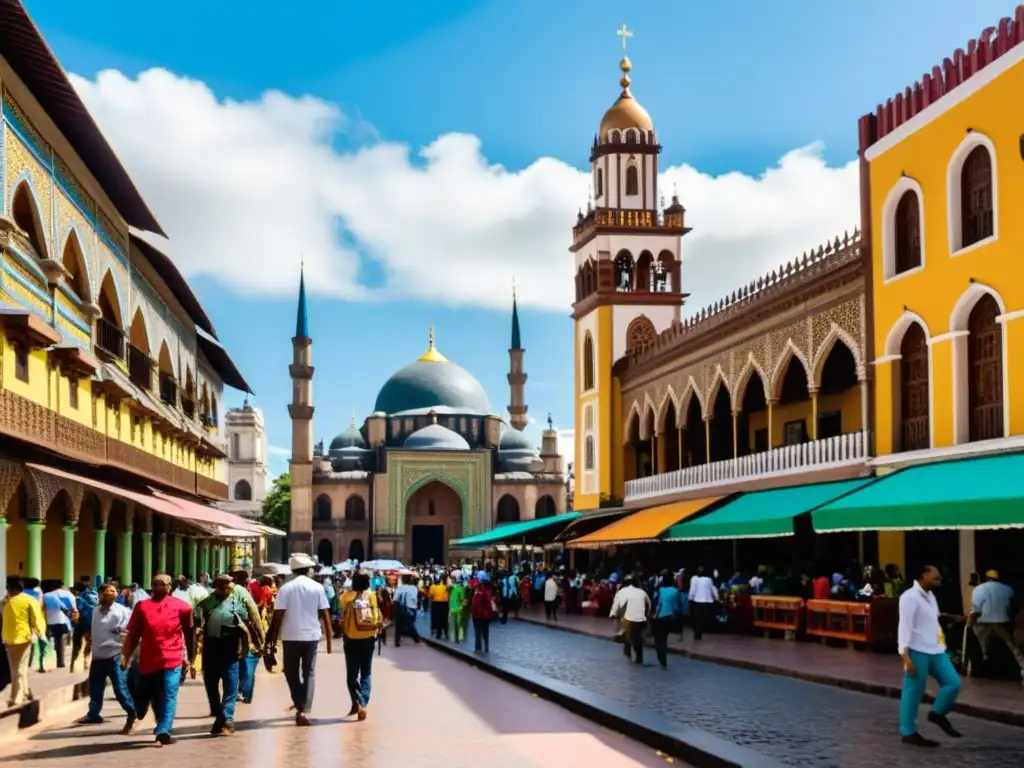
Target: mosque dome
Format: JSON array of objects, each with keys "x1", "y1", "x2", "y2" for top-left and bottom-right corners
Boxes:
[
  {"x1": 498, "y1": 426, "x2": 539, "y2": 472},
  {"x1": 499, "y1": 427, "x2": 534, "y2": 452},
  {"x1": 403, "y1": 423, "x2": 471, "y2": 452},
  {"x1": 329, "y1": 424, "x2": 366, "y2": 451},
  {"x1": 598, "y1": 57, "x2": 654, "y2": 139},
  {"x1": 373, "y1": 327, "x2": 492, "y2": 416}
]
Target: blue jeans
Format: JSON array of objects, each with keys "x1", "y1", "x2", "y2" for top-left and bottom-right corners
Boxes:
[
  {"x1": 135, "y1": 667, "x2": 182, "y2": 736},
  {"x1": 343, "y1": 637, "x2": 375, "y2": 708},
  {"x1": 87, "y1": 657, "x2": 135, "y2": 719},
  {"x1": 239, "y1": 651, "x2": 259, "y2": 702},
  {"x1": 899, "y1": 650, "x2": 961, "y2": 736},
  {"x1": 202, "y1": 635, "x2": 240, "y2": 723}
]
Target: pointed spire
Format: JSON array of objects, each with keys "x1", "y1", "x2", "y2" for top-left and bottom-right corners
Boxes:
[
  {"x1": 295, "y1": 256, "x2": 309, "y2": 338},
  {"x1": 418, "y1": 321, "x2": 448, "y2": 363},
  {"x1": 350, "y1": 409, "x2": 357, "y2": 428},
  {"x1": 511, "y1": 278, "x2": 522, "y2": 350}
]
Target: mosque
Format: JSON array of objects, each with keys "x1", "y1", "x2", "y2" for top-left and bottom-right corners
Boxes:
[{"x1": 286, "y1": 273, "x2": 567, "y2": 566}]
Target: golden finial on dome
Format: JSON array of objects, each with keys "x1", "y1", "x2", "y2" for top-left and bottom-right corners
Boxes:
[
  {"x1": 599, "y1": 23, "x2": 652, "y2": 137},
  {"x1": 350, "y1": 409, "x2": 357, "y2": 427},
  {"x1": 617, "y1": 24, "x2": 633, "y2": 93},
  {"x1": 418, "y1": 321, "x2": 448, "y2": 363}
]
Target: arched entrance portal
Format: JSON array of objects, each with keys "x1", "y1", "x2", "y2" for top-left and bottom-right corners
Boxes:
[
  {"x1": 405, "y1": 480, "x2": 463, "y2": 566},
  {"x1": 317, "y1": 538, "x2": 334, "y2": 566},
  {"x1": 348, "y1": 539, "x2": 365, "y2": 562}
]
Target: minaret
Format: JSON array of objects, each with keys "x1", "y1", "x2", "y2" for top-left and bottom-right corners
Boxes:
[
  {"x1": 288, "y1": 262, "x2": 315, "y2": 554},
  {"x1": 507, "y1": 280, "x2": 528, "y2": 431}
]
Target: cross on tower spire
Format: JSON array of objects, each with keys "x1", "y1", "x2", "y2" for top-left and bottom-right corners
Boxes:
[{"x1": 616, "y1": 23, "x2": 633, "y2": 55}]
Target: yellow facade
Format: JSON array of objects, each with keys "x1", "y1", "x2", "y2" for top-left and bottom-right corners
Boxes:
[
  {"x1": 574, "y1": 305, "x2": 616, "y2": 511},
  {"x1": 867, "y1": 44, "x2": 1024, "y2": 455}
]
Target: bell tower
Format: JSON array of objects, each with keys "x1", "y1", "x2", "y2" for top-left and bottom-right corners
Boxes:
[
  {"x1": 572, "y1": 25, "x2": 689, "y2": 511},
  {"x1": 288, "y1": 263, "x2": 314, "y2": 554}
]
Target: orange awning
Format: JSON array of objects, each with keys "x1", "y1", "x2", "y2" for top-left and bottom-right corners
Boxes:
[{"x1": 567, "y1": 496, "x2": 724, "y2": 548}]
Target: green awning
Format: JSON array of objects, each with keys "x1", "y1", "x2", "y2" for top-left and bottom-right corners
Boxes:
[
  {"x1": 453, "y1": 511, "x2": 581, "y2": 548},
  {"x1": 813, "y1": 453, "x2": 1024, "y2": 532},
  {"x1": 665, "y1": 478, "x2": 875, "y2": 541}
]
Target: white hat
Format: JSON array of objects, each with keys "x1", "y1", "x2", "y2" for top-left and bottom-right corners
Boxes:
[{"x1": 289, "y1": 553, "x2": 316, "y2": 571}]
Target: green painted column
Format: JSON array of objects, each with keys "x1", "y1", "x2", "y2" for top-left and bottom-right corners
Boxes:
[
  {"x1": 62, "y1": 525, "x2": 77, "y2": 587},
  {"x1": 141, "y1": 531, "x2": 153, "y2": 584},
  {"x1": 199, "y1": 539, "x2": 209, "y2": 578},
  {"x1": 189, "y1": 538, "x2": 199, "y2": 581},
  {"x1": 26, "y1": 520, "x2": 45, "y2": 581},
  {"x1": 118, "y1": 527, "x2": 133, "y2": 586},
  {"x1": 172, "y1": 534, "x2": 183, "y2": 577},
  {"x1": 94, "y1": 528, "x2": 107, "y2": 585},
  {"x1": 0, "y1": 520, "x2": 8, "y2": 584},
  {"x1": 157, "y1": 533, "x2": 168, "y2": 575}
]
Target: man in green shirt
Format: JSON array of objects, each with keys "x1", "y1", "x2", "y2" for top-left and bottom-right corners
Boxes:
[
  {"x1": 196, "y1": 575, "x2": 264, "y2": 735},
  {"x1": 448, "y1": 573, "x2": 468, "y2": 644}
]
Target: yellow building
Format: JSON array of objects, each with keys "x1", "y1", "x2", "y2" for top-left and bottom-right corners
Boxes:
[
  {"x1": 571, "y1": 38, "x2": 871, "y2": 555},
  {"x1": 0, "y1": 0, "x2": 260, "y2": 585},
  {"x1": 859, "y1": 8, "x2": 1024, "y2": 584}
]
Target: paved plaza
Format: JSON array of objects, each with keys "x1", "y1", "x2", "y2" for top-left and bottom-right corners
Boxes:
[
  {"x1": 466, "y1": 619, "x2": 1023, "y2": 768},
  {"x1": 0, "y1": 644, "x2": 673, "y2": 768}
]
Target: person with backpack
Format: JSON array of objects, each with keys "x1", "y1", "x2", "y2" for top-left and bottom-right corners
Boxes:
[
  {"x1": 71, "y1": 578, "x2": 99, "y2": 673},
  {"x1": 469, "y1": 575, "x2": 496, "y2": 653},
  {"x1": 195, "y1": 574, "x2": 265, "y2": 736},
  {"x1": 339, "y1": 572, "x2": 381, "y2": 721}
]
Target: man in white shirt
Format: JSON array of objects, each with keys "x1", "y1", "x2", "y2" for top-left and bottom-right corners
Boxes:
[
  {"x1": 897, "y1": 564, "x2": 962, "y2": 748},
  {"x1": 688, "y1": 565, "x2": 719, "y2": 641},
  {"x1": 543, "y1": 573, "x2": 560, "y2": 622},
  {"x1": 266, "y1": 554, "x2": 332, "y2": 726},
  {"x1": 77, "y1": 583, "x2": 135, "y2": 732},
  {"x1": 392, "y1": 575, "x2": 421, "y2": 646},
  {"x1": 610, "y1": 576, "x2": 650, "y2": 664}
]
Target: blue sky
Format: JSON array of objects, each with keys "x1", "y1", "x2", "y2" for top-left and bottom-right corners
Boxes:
[{"x1": 28, "y1": 0, "x2": 1013, "y2": 476}]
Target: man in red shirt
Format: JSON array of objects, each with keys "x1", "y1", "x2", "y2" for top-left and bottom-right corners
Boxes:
[{"x1": 121, "y1": 574, "x2": 195, "y2": 746}]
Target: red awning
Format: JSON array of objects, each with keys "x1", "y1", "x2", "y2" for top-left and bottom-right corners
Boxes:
[
  {"x1": 24, "y1": 463, "x2": 256, "y2": 534},
  {"x1": 150, "y1": 490, "x2": 263, "y2": 534}
]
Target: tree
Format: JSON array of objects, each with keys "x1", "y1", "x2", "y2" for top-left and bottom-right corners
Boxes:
[{"x1": 260, "y1": 473, "x2": 291, "y2": 531}]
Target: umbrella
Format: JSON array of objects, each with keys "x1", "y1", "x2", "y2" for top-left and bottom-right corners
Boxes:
[
  {"x1": 361, "y1": 559, "x2": 405, "y2": 571},
  {"x1": 336, "y1": 560, "x2": 355, "y2": 571}
]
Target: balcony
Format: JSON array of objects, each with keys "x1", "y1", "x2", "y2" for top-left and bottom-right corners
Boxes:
[
  {"x1": 159, "y1": 372, "x2": 177, "y2": 407},
  {"x1": 96, "y1": 317, "x2": 125, "y2": 360},
  {"x1": 625, "y1": 431, "x2": 870, "y2": 503},
  {"x1": 127, "y1": 344, "x2": 153, "y2": 391}
]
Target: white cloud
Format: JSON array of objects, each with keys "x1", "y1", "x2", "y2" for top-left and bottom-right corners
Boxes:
[
  {"x1": 267, "y1": 445, "x2": 290, "y2": 457},
  {"x1": 557, "y1": 429, "x2": 575, "y2": 470},
  {"x1": 72, "y1": 68, "x2": 859, "y2": 314}
]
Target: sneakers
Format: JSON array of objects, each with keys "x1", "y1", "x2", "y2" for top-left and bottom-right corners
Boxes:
[
  {"x1": 155, "y1": 732, "x2": 175, "y2": 746},
  {"x1": 76, "y1": 715, "x2": 103, "y2": 725},
  {"x1": 120, "y1": 714, "x2": 136, "y2": 735}
]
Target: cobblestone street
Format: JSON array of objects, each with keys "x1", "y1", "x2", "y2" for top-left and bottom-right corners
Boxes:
[
  {"x1": 0, "y1": 644, "x2": 672, "y2": 768},
  {"x1": 467, "y1": 619, "x2": 1024, "y2": 768}
]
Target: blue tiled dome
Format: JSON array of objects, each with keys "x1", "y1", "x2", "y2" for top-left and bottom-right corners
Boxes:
[
  {"x1": 329, "y1": 426, "x2": 366, "y2": 451},
  {"x1": 374, "y1": 333, "x2": 491, "y2": 415},
  {"x1": 403, "y1": 423, "x2": 471, "y2": 451}
]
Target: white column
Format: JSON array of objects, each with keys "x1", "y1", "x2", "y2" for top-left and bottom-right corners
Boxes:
[{"x1": 958, "y1": 530, "x2": 976, "y2": 615}]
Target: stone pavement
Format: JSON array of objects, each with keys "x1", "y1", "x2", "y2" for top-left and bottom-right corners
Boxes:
[
  {"x1": 465, "y1": 618, "x2": 1024, "y2": 768},
  {"x1": 0, "y1": 643, "x2": 677, "y2": 768},
  {"x1": 513, "y1": 610, "x2": 1024, "y2": 724}
]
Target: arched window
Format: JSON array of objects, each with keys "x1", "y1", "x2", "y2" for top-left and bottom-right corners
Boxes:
[
  {"x1": 584, "y1": 435, "x2": 595, "y2": 470},
  {"x1": 535, "y1": 495, "x2": 556, "y2": 519},
  {"x1": 894, "y1": 190, "x2": 921, "y2": 274},
  {"x1": 625, "y1": 165, "x2": 639, "y2": 196},
  {"x1": 899, "y1": 323, "x2": 929, "y2": 452},
  {"x1": 11, "y1": 182, "x2": 47, "y2": 258},
  {"x1": 583, "y1": 334, "x2": 595, "y2": 391},
  {"x1": 344, "y1": 495, "x2": 366, "y2": 521},
  {"x1": 233, "y1": 479, "x2": 252, "y2": 501},
  {"x1": 314, "y1": 494, "x2": 332, "y2": 522},
  {"x1": 596, "y1": 168, "x2": 603, "y2": 198},
  {"x1": 967, "y1": 295, "x2": 1003, "y2": 442},
  {"x1": 626, "y1": 316, "x2": 655, "y2": 354},
  {"x1": 496, "y1": 494, "x2": 520, "y2": 523},
  {"x1": 961, "y1": 146, "x2": 994, "y2": 248}
]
